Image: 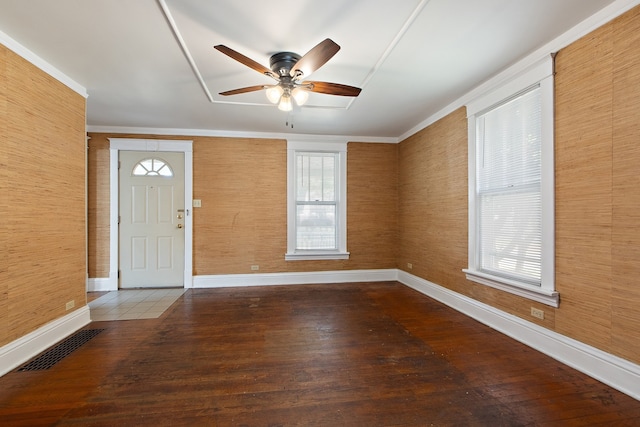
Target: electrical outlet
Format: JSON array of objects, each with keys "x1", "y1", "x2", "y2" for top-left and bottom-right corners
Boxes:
[
  {"x1": 407, "y1": 263, "x2": 413, "y2": 269},
  {"x1": 251, "y1": 265, "x2": 259, "y2": 271},
  {"x1": 531, "y1": 307, "x2": 544, "y2": 320},
  {"x1": 65, "y1": 300, "x2": 75, "y2": 311}
]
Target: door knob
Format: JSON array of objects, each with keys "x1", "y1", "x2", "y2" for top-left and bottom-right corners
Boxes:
[{"x1": 177, "y1": 224, "x2": 183, "y2": 229}]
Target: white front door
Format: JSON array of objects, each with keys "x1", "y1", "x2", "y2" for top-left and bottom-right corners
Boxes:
[{"x1": 119, "y1": 151, "x2": 185, "y2": 288}]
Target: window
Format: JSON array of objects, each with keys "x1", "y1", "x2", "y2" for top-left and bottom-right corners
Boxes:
[
  {"x1": 132, "y1": 158, "x2": 173, "y2": 177},
  {"x1": 286, "y1": 140, "x2": 348, "y2": 260},
  {"x1": 465, "y1": 56, "x2": 558, "y2": 307}
]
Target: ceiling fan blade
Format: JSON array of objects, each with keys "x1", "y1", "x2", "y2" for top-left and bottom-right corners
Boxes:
[
  {"x1": 214, "y1": 45, "x2": 277, "y2": 79},
  {"x1": 305, "y1": 81, "x2": 362, "y2": 97},
  {"x1": 290, "y1": 39, "x2": 340, "y2": 78},
  {"x1": 219, "y1": 85, "x2": 268, "y2": 96}
]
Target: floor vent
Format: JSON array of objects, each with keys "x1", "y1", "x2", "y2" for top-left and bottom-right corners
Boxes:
[{"x1": 18, "y1": 329, "x2": 105, "y2": 372}]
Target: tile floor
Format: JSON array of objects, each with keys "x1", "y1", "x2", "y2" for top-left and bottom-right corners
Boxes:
[{"x1": 88, "y1": 288, "x2": 186, "y2": 321}]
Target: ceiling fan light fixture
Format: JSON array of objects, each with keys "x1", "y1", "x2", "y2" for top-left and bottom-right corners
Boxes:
[
  {"x1": 291, "y1": 87, "x2": 309, "y2": 106},
  {"x1": 215, "y1": 39, "x2": 361, "y2": 113},
  {"x1": 265, "y1": 85, "x2": 283, "y2": 104},
  {"x1": 278, "y1": 94, "x2": 293, "y2": 112}
]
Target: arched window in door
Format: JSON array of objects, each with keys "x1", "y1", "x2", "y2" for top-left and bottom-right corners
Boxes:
[{"x1": 132, "y1": 158, "x2": 174, "y2": 177}]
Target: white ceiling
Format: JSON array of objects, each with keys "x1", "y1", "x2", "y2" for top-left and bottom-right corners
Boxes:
[{"x1": 0, "y1": 0, "x2": 627, "y2": 140}]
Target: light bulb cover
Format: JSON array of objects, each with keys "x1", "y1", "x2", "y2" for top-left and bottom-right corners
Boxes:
[
  {"x1": 265, "y1": 85, "x2": 283, "y2": 104},
  {"x1": 278, "y1": 94, "x2": 293, "y2": 111},
  {"x1": 291, "y1": 87, "x2": 309, "y2": 106}
]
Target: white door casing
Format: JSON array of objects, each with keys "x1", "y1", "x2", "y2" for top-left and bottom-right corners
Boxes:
[
  {"x1": 119, "y1": 151, "x2": 185, "y2": 288},
  {"x1": 108, "y1": 139, "x2": 193, "y2": 290}
]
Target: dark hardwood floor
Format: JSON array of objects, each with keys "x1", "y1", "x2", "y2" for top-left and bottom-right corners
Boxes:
[{"x1": 1, "y1": 282, "x2": 639, "y2": 426}]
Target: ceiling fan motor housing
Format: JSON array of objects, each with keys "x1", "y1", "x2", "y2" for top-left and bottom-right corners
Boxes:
[{"x1": 269, "y1": 52, "x2": 301, "y2": 77}]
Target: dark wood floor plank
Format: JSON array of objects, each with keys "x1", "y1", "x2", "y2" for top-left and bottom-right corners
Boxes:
[{"x1": 1, "y1": 282, "x2": 639, "y2": 426}]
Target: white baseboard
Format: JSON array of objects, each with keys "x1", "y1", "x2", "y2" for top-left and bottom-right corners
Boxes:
[
  {"x1": 193, "y1": 268, "x2": 398, "y2": 288},
  {"x1": 94, "y1": 269, "x2": 398, "y2": 290},
  {"x1": 0, "y1": 306, "x2": 91, "y2": 377},
  {"x1": 87, "y1": 277, "x2": 116, "y2": 292},
  {"x1": 397, "y1": 270, "x2": 640, "y2": 401}
]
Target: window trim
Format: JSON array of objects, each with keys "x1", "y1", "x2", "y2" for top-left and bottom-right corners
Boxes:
[
  {"x1": 285, "y1": 140, "x2": 349, "y2": 261},
  {"x1": 464, "y1": 55, "x2": 558, "y2": 307}
]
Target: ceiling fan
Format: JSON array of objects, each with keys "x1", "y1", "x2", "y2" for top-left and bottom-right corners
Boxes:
[{"x1": 214, "y1": 39, "x2": 361, "y2": 111}]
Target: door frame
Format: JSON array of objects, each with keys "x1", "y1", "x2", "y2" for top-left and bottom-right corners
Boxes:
[{"x1": 108, "y1": 138, "x2": 193, "y2": 290}]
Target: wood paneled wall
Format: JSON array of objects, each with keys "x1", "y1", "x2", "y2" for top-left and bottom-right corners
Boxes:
[
  {"x1": 555, "y1": 13, "x2": 615, "y2": 354},
  {"x1": 555, "y1": 6, "x2": 640, "y2": 363},
  {"x1": 87, "y1": 137, "x2": 110, "y2": 278},
  {"x1": 1, "y1": 45, "x2": 87, "y2": 347},
  {"x1": 86, "y1": 135, "x2": 398, "y2": 276},
  {"x1": 398, "y1": 107, "x2": 469, "y2": 296},
  {"x1": 346, "y1": 142, "x2": 398, "y2": 269},
  {"x1": 192, "y1": 137, "x2": 288, "y2": 274},
  {"x1": 398, "y1": 6, "x2": 640, "y2": 364},
  {"x1": 1, "y1": 46, "x2": 8, "y2": 347},
  {"x1": 610, "y1": 6, "x2": 640, "y2": 364}
]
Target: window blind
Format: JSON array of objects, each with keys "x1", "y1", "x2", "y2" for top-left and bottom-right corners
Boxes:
[{"x1": 476, "y1": 86, "x2": 542, "y2": 285}]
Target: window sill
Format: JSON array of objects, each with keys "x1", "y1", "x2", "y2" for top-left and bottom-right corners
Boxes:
[
  {"x1": 463, "y1": 269, "x2": 559, "y2": 307},
  {"x1": 285, "y1": 251, "x2": 350, "y2": 261}
]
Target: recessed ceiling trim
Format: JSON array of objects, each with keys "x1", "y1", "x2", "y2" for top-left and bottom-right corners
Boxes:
[
  {"x1": 159, "y1": 0, "x2": 354, "y2": 110},
  {"x1": 344, "y1": 0, "x2": 432, "y2": 110},
  {"x1": 158, "y1": 0, "x2": 214, "y2": 102},
  {"x1": 160, "y1": 0, "x2": 432, "y2": 112}
]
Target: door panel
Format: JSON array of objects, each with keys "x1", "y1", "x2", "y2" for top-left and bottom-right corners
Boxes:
[
  {"x1": 131, "y1": 186, "x2": 148, "y2": 223},
  {"x1": 131, "y1": 237, "x2": 147, "y2": 270},
  {"x1": 157, "y1": 236, "x2": 174, "y2": 269},
  {"x1": 119, "y1": 151, "x2": 185, "y2": 288},
  {"x1": 157, "y1": 186, "x2": 174, "y2": 223}
]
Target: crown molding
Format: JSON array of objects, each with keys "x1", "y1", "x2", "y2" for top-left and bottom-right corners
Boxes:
[
  {"x1": 86, "y1": 125, "x2": 398, "y2": 144},
  {"x1": 0, "y1": 29, "x2": 87, "y2": 98}
]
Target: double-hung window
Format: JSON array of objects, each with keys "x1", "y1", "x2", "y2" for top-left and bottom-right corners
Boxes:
[
  {"x1": 465, "y1": 55, "x2": 558, "y2": 307},
  {"x1": 286, "y1": 140, "x2": 348, "y2": 260}
]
